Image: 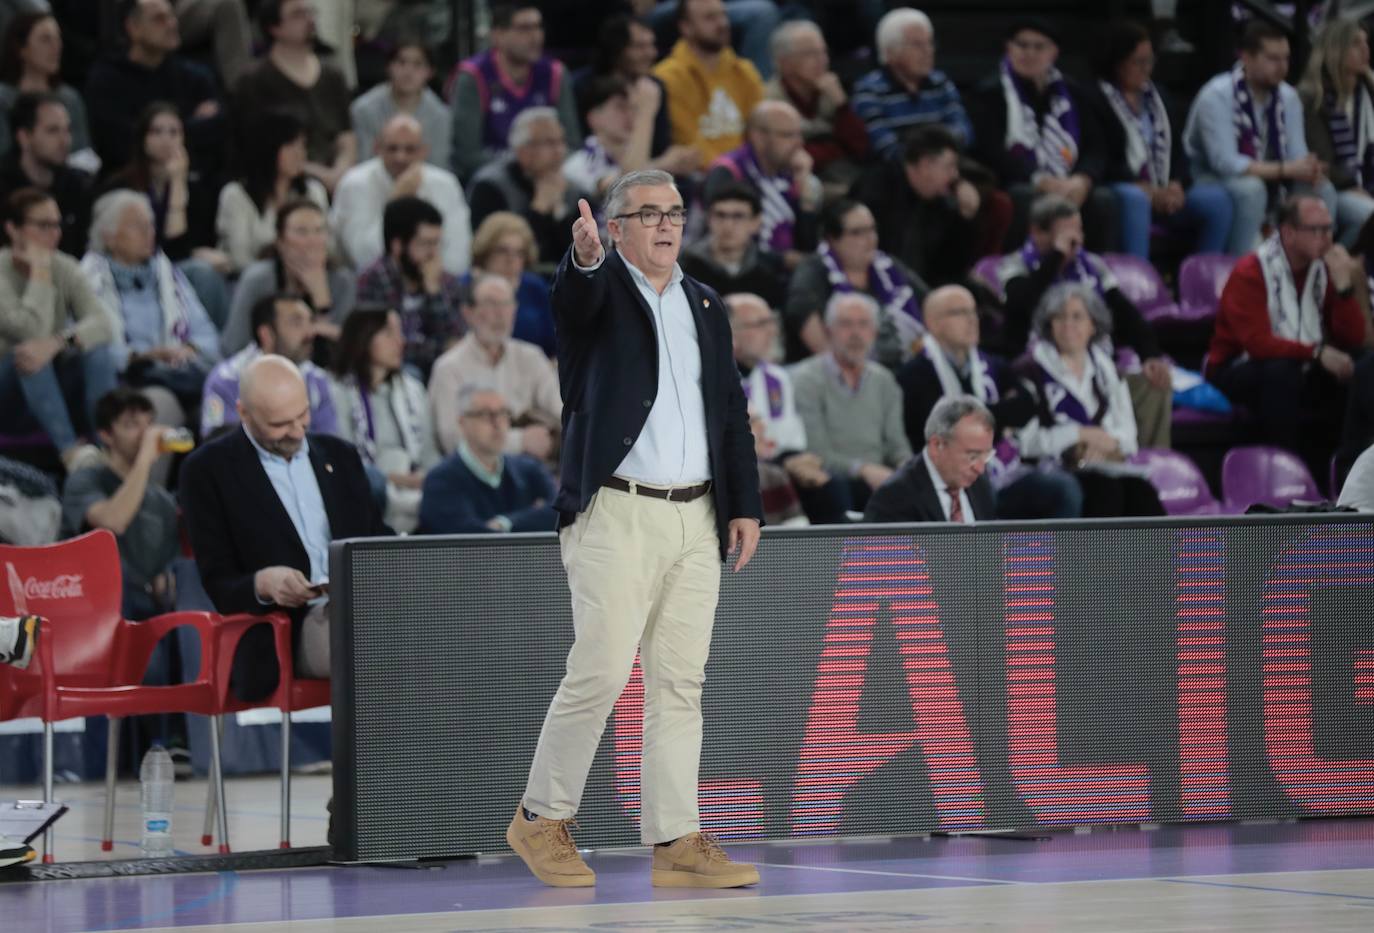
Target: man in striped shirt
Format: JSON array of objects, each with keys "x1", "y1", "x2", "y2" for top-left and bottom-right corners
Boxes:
[{"x1": 852, "y1": 8, "x2": 972, "y2": 162}]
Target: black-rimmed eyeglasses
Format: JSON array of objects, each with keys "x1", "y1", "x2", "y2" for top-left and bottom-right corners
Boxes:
[{"x1": 614, "y1": 208, "x2": 688, "y2": 227}]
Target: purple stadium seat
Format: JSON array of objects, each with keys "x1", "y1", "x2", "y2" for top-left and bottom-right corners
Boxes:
[
  {"x1": 1128, "y1": 448, "x2": 1224, "y2": 515},
  {"x1": 972, "y1": 255, "x2": 1004, "y2": 300},
  {"x1": 1102, "y1": 253, "x2": 1179, "y2": 319},
  {"x1": 1177, "y1": 253, "x2": 1237, "y2": 321},
  {"x1": 1221, "y1": 445, "x2": 1324, "y2": 512}
]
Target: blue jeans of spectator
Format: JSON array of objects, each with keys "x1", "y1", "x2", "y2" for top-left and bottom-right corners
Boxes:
[
  {"x1": 1336, "y1": 188, "x2": 1374, "y2": 247},
  {"x1": 1111, "y1": 181, "x2": 1234, "y2": 257},
  {"x1": 995, "y1": 468, "x2": 1084, "y2": 520},
  {"x1": 650, "y1": 0, "x2": 784, "y2": 77},
  {"x1": 364, "y1": 462, "x2": 388, "y2": 516},
  {"x1": 177, "y1": 258, "x2": 230, "y2": 331},
  {"x1": 1198, "y1": 173, "x2": 1338, "y2": 255},
  {"x1": 0, "y1": 344, "x2": 117, "y2": 451}
]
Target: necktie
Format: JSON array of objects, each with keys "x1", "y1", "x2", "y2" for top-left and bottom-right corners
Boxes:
[{"x1": 947, "y1": 488, "x2": 965, "y2": 524}]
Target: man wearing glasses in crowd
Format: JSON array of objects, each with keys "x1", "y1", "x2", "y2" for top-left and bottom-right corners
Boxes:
[
  {"x1": 506, "y1": 170, "x2": 762, "y2": 889},
  {"x1": 863, "y1": 394, "x2": 998, "y2": 524}
]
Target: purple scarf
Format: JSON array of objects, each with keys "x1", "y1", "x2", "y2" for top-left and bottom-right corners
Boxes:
[
  {"x1": 1232, "y1": 61, "x2": 1286, "y2": 161},
  {"x1": 1017, "y1": 240, "x2": 1111, "y2": 296},
  {"x1": 713, "y1": 143, "x2": 798, "y2": 252},
  {"x1": 741, "y1": 364, "x2": 787, "y2": 420}
]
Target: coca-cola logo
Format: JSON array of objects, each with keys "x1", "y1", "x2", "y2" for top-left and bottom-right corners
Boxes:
[
  {"x1": 21, "y1": 574, "x2": 84, "y2": 601},
  {"x1": 6, "y1": 562, "x2": 83, "y2": 609}
]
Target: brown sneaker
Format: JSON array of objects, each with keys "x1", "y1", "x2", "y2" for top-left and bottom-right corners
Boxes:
[
  {"x1": 651, "y1": 832, "x2": 759, "y2": 888},
  {"x1": 505, "y1": 806, "x2": 595, "y2": 887}
]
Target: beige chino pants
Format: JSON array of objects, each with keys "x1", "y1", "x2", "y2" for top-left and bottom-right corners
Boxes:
[{"x1": 523, "y1": 482, "x2": 721, "y2": 844}]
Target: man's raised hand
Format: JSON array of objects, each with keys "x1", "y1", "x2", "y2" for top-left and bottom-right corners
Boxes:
[{"x1": 572, "y1": 198, "x2": 603, "y2": 268}]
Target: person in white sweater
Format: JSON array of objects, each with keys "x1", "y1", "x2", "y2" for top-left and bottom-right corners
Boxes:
[
  {"x1": 214, "y1": 110, "x2": 329, "y2": 275},
  {"x1": 330, "y1": 113, "x2": 471, "y2": 275},
  {"x1": 1015, "y1": 282, "x2": 1163, "y2": 517}
]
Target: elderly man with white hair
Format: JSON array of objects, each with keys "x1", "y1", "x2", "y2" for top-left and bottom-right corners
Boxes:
[
  {"x1": 764, "y1": 20, "x2": 871, "y2": 190},
  {"x1": 468, "y1": 106, "x2": 592, "y2": 263},
  {"x1": 81, "y1": 188, "x2": 220, "y2": 431},
  {"x1": 852, "y1": 7, "x2": 973, "y2": 161},
  {"x1": 330, "y1": 113, "x2": 471, "y2": 274},
  {"x1": 790, "y1": 290, "x2": 912, "y2": 514}
]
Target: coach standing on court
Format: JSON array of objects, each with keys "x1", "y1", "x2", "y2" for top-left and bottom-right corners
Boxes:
[{"x1": 507, "y1": 169, "x2": 763, "y2": 888}]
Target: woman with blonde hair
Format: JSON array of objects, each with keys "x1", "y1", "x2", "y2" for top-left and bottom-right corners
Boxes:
[
  {"x1": 468, "y1": 211, "x2": 555, "y2": 357},
  {"x1": 1299, "y1": 18, "x2": 1374, "y2": 244}
]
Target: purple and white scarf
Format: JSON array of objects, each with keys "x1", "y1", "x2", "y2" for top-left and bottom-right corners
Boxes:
[
  {"x1": 1232, "y1": 61, "x2": 1286, "y2": 161},
  {"x1": 818, "y1": 241, "x2": 924, "y2": 355},
  {"x1": 715, "y1": 143, "x2": 797, "y2": 252},
  {"x1": 741, "y1": 363, "x2": 787, "y2": 420},
  {"x1": 1029, "y1": 339, "x2": 1115, "y2": 429},
  {"x1": 1001, "y1": 58, "x2": 1080, "y2": 178},
  {"x1": 1256, "y1": 232, "x2": 1325, "y2": 345},
  {"x1": 1324, "y1": 75, "x2": 1374, "y2": 192},
  {"x1": 1100, "y1": 81, "x2": 1171, "y2": 185},
  {"x1": 342, "y1": 373, "x2": 429, "y2": 468},
  {"x1": 923, "y1": 340, "x2": 998, "y2": 405},
  {"x1": 1015, "y1": 240, "x2": 1117, "y2": 295}
]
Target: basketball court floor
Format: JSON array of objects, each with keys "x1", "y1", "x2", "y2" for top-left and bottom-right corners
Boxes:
[{"x1": 2, "y1": 776, "x2": 1372, "y2": 932}]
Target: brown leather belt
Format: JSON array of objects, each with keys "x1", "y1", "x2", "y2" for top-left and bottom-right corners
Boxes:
[{"x1": 604, "y1": 475, "x2": 712, "y2": 502}]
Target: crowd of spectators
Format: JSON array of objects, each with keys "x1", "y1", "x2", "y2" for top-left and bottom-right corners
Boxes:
[{"x1": 5, "y1": 1, "x2": 1374, "y2": 706}]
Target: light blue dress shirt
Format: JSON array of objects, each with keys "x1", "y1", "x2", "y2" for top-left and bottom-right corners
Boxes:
[
  {"x1": 576, "y1": 252, "x2": 712, "y2": 485},
  {"x1": 244, "y1": 428, "x2": 332, "y2": 589},
  {"x1": 1183, "y1": 72, "x2": 1310, "y2": 179}
]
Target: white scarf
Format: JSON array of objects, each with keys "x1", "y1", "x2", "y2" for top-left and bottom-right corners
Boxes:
[
  {"x1": 1099, "y1": 80, "x2": 1171, "y2": 185},
  {"x1": 80, "y1": 250, "x2": 194, "y2": 366},
  {"x1": 923, "y1": 340, "x2": 997, "y2": 404},
  {"x1": 1256, "y1": 234, "x2": 1325, "y2": 344},
  {"x1": 1001, "y1": 59, "x2": 1079, "y2": 178},
  {"x1": 343, "y1": 372, "x2": 429, "y2": 468}
]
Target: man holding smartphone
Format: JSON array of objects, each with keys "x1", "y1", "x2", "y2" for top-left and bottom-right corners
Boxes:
[{"x1": 180, "y1": 355, "x2": 389, "y2": 701}]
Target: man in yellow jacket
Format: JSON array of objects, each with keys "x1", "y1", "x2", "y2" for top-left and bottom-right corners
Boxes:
[{"x1": 653, "y1": 0, "x2": 764, "y2": 165}]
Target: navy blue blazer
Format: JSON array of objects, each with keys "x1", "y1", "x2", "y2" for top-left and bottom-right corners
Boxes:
[
  {"x1": 551, "y1": 247, "x2": 763, "y2": 556},
  {"x1": 179, "y1": 428, "x2": 391, "y2": 700},
  {"x1": 863, "y1": 453, "x2": 997, "y2": 524}
]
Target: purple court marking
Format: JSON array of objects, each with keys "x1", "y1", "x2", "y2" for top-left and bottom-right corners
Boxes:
[{"x1": 4, "y1": 820, "x2": 1374, "y2": 932}]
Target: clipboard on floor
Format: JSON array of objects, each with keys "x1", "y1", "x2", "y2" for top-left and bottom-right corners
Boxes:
[{"x1": 1, "y1": 801, "x2": 67, "y2": 844}]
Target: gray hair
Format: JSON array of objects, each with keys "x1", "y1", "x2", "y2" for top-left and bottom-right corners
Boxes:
[
  {"x1": 924, "y1": 394, "x2": 995, "y2": 442},
  {"x1": 508, "y1": 106, "x2": 561, "y2": 149},
  {"x1": 464, "y1": 270, "x2": 515, "y2": 305},
  {"x1": 89, "y1": 189, "x2": 153, "y2": 254},
  {"x1": 770, "y1": 20, "x2": 823, "y2": 66},
  {"x1": 1029, "y1": 193, "x2": 1079, "y2": 231},
  {"x1": 876, "y1": 8, "x2": 933, "y2": 64},
  {"x1": 823, "y1": 290, "x2": 880, "y2": 328},
  {"x1": 1032, "y1": 282, "x2": 1113, "y2": 345},
  {"x1": 724, "y1": 291, "x2": 771, "y2": 319},
  {"x1": 455, "y1": 381, "x2": 506, "y2": 416},
  {"x1": 604, "y1": 168, "x2": 680, "y2": 221}
]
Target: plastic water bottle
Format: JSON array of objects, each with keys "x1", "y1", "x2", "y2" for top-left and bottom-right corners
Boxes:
[{"x1": 139, "y1": 743, "x2": 175, "y2": 857}]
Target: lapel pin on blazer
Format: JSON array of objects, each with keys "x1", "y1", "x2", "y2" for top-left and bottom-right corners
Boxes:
[
  {"x1": 325, "y1": 463, "x2": 334, "y2": 473},
  {"x1": 703, "y1": 298, "x2": 710, "y2": 308}
]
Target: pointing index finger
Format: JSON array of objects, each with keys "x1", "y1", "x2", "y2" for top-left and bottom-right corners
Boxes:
[{"x1": 578, "y1": 198, "x2": 596, "y2": 226}]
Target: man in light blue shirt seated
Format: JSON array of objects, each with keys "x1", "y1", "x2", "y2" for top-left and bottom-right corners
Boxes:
[
  {"x1": 1182, "y1": 18, "x2": 1337, "y2": 255},
  {"x1": 419, "y1": 384, "x2": 556, "y2": 534}
]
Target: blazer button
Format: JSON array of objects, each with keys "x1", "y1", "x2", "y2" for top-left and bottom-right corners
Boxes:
[
  {"x1": 623, "y1": 436, "x2": 633, "y2": 446},
  {"x1": 643, "y1": 399, "x2": 652, "y2": 408}
]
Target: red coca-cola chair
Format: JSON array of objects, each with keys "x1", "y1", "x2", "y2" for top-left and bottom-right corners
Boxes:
[
  {"x1": 201, "y1": 612, "x2": 330, "y2": 850},
  {"x1": 0, "y1": 530, "x2": 233, "y2": 861}
]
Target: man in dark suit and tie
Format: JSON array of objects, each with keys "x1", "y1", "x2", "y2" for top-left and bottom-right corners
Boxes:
[
  {"x1": 864, "y1": 395, "x2": 998, "y2": 523},
  {"x1": 507, "y1": 171, "x2": 763, "y2": 889},
  {"x1": 179, "y1": 354, "x2": 389, "y2": 702}
]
